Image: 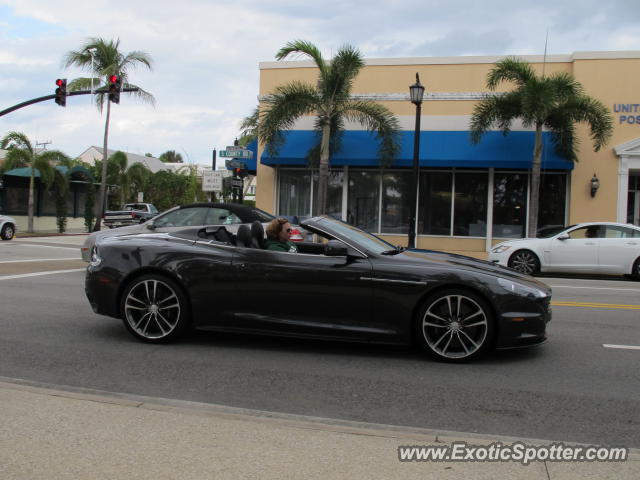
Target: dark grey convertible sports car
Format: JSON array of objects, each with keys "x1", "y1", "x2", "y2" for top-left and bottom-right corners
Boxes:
[{"x1": 85, "y1": 216, "x2": 552, "y2": 362}]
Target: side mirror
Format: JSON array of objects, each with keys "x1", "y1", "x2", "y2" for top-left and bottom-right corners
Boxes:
[
  {"x1": 146, "y1": 220, "x2": 156, "y2": 230},
  {"x1": 324, "y1": 239, "x2": 348, "y2": 257},
  {"x1": 556, "y1": 234, "x2": 569, "y2": 240}
]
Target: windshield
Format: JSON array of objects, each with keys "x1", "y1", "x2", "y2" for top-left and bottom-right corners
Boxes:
[
  {"x1": 315, "y1": 216, "x2": 395, "y2": 255},
  {"x1": 252, "y1": 208, "x2": 276, "y2": 222}
]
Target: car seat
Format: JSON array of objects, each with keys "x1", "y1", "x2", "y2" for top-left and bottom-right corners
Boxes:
[
  {"x1": 250, "y1": 221, "x2": 265, "y2": 249},
  {"x1": 236, "y1": 224, "x2": 253, "y2": 248}
]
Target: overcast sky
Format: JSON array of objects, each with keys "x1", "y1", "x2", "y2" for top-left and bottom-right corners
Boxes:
[{"x1": 1, "y1": 0, "x2": 638, "y2": 164}]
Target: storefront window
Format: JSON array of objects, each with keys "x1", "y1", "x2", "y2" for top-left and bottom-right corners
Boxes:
[
  {"x1": 312, "y1": 170, "x2": 344, "y2": 219},
  {"x1": 278, "y1": 169, "x2": 311, "y2": 219},
  {"x1": 348, "y1": 170, "x2": 380, "y2": 232},
  {"x1": 538, "y1": 173, "x2": 567, "y2": 232},
  {"x1": 453, "y1": 172, "x2": 487, "y2": 236},
  {"x1": 381, "y1": 171, "x2": 412, "y2": 234},
  {"x1": 493, "y1": 172, "x2": 527, "y2": 238},
  {"x1": 418, "y1": 171, "x2": 452, "y2": 235}
]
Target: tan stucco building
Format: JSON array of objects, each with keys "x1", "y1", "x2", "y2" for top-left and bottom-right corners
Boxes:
[{"x1": 255, "y1": 51, "x2": 640, "y2": 258}]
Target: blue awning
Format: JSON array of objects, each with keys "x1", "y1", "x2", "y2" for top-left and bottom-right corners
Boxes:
[{"x1": 260, "y1": 130, "x2": 574, "y2": 170}]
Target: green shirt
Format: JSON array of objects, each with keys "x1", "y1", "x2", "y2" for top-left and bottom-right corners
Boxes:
[{"x1": 264, "y1": 239, "x2": 298, "y2": 253}]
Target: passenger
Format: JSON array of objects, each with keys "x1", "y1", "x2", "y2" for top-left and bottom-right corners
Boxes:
[
  {"x1": 585, "y1": 226, "x2": 598, "y2": 238},
  {"x1": 264, "y1": 218, "x2": 298, "y2": 253}
]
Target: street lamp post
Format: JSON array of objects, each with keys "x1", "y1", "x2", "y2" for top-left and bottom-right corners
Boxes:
[
  {"x1": 88, "y1": 48, "x2": 97, "y2": 94},
  {"x1": 408, "y1": 73, "x2": 425, "y2": 248}
]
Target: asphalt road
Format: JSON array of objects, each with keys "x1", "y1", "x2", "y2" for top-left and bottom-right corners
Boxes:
[{"x1": 1, "y1": 236, "x2": 639, "y2": 448}]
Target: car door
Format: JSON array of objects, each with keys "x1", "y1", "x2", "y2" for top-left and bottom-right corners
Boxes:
[
  {"x1": 546, "y1": 225, "x2": 602, "y2": 273},
  {"x1": 229, "y1": 244, "x2": 375, "y2": 339},
  {"x1": 597, "y1": 225, "x2": 640, "y2": 274}
]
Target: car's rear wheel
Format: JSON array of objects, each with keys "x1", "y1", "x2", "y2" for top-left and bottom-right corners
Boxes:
[
  {"x1": 508, "y1": 250, "x2": 540, "y2": 275},
  {"x1": 1, "y1": 223, "x2": 15, "y2": 240},
  {"x1": 632, "y1": 258, "x2": 640, "y2": 280},
  {"x1": 120, "y1": 274, "x2": 190, "y2": 342},
  {"x1": 415, "y1": 289, "x2": 495, "y2": 362}
]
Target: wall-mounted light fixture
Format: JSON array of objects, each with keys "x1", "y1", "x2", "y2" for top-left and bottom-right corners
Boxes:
[{"x1": 590, "y1": 173, "x2": 600, "y2": 198}]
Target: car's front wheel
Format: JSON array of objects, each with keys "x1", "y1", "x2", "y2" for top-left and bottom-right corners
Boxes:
[
  {"x1": 120, "y1": 274, "x2": 190, "y2": 342},
  {"x1": 415, "y1": 289, "x2": 495, "y2": 362},
  {"x1": 508, "y1": 249, "x2": 540, "y2": 275},
  {"x1": 632, "y1": 257, "x2": 640, "y2": 280},
  {"x1": 1, "y1": 223, "x2": 15, "y2": 240}
]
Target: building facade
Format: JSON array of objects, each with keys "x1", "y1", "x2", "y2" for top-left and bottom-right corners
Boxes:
[{"x1": 255, "y1": 51, "x2": 640, "y2": 258}]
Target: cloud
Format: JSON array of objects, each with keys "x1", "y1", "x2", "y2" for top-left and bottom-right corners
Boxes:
[{"x1": 0, "y1": 0, "x2": 638, "y2": 165}]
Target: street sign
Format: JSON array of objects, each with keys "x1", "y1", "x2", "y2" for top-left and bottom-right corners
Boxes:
[
  {"x1": 219, "y1": 149, "x2": 253, "y2": 158},
  {"x1": 231, "y1": 177, "x2": 244, "y2": 188},
  {"x1": 203, "y1": 170, "x2": 230, "y2": 192}
]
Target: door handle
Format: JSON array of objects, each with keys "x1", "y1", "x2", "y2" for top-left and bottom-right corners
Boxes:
[
  {"x1": 626, "y1": 242, "x2": 638, "y2": 245},
  {"x1": 585, "y1": 242, "x2": 596, "y2": 245}
]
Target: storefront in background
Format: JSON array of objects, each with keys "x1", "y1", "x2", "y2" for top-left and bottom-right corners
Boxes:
[{"x1": 255, "y1": 51, "x2": 640, "y2": 256}]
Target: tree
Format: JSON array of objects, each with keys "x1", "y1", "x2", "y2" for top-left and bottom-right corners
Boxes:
[
  {"x1": 258, "y1": 40, "x2": 400, "y2": 215},
  {"x1": 159, "y1": 150, "x2": 184, "y2": 163},
  {"x1": 0, "y1": 132, "x2": 69, "y2": 232},
  {"x1": 63, "y1": 37, "x2": 154, "y2": 231},
  {"x1": 238, "y1": 107, "x2": 259, "y2": 147},
  {"x1": 470, "y1": 57, "x2": 613, "y2": 236}
]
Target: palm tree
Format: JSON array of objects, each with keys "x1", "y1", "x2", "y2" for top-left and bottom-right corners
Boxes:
[
  {"x1": 470, "y1": 57, "x2": 613, "y2": 236},
  {"x1": 0, "y1": 132, "x2": 70, "y2": 232},
  {"x1": 258, "y1": 40, "x2": 400, "y2": 215},
  {"x1": 107, "y1": 151, "x2": 130, "y2": 206},
  {"x1": 238, "y1": 107, "x2": 259, "y2": 147},
  {"x1": 63, "y1": 37, "x2": 154, "y2": 231},
  {"x1": 159, "y1": 150, "x2": 183, "y2": 163}
]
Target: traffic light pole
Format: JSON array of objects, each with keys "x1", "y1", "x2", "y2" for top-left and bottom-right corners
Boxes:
[{"x1": 0, "y1": 87, "x2": 140, "y2": 117}]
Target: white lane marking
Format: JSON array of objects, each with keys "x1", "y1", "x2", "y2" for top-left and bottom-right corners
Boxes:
[
  {"x1": 549, "y1": 285, "x2": 640, "y2": 292},
  {"x1": 603, "y1": 344, "x2": 640, "y2": 350},
  {"x1": 0, "y1": 243, "x2": 79, "y2": 250},
  {"x1": 0, "y1": 268, "x2": 85, "y2": 280},
  {"x1": 0, "y1": 258, "x2": 80, "y2": 264}
]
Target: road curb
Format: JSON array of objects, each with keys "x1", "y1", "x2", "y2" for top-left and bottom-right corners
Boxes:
[{"x1": 1, "y1": 376, "x2": 638, "y2": 458}]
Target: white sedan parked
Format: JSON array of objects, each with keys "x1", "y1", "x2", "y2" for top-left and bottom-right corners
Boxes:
[{"x1": 488, "y1": 222, "x2": 640, "y2": 277}]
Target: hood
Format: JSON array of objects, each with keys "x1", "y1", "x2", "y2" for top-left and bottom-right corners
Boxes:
[
  {"x1": 392, "y1": 248, "x2": 550, "y2": 290},
  {"x1": 94, "y1": 223, "x2": 149, "y2": 241}
]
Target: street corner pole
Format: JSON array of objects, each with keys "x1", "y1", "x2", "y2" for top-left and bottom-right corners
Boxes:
[{"x1": 408, "y1": 72, "x2": 425, "y2": 249}]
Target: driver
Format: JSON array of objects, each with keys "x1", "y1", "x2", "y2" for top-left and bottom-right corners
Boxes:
[{"x1": 265, "y1": 218, "x2": 298, "y2": 253}]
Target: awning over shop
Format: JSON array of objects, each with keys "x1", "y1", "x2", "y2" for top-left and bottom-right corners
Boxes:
[
  {"x1": 2, "y1": 165, "x2": 94, "y2": 181},
  {"x1": 260, "y1": 130, "x2": 574, "y2": 170}
]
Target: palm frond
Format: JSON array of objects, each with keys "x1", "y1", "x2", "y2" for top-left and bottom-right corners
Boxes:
[
  {"x1": 560, "y1": 96, "x2": 613, "y2": 151},
  {"x1": 1, "y1": 131, "x2": 33, "y2": 153},
  {"x1": 323, "y1": 44, "x2": 364, "y2": 104},
  {"x1": 258, "y1": 82, "x2": 319, "y2": 156},
  {"x1": 2, "y1": 149, "x2": 31, "y2": 170},
  {"x1": 33, "y1": 156, "x2": 55, "y2": 189},
  {"x1": 470, "y1": 92, "x2": 522, "y2": 143},
  {"x1": 487, "y1": 57, "x2": 536, "y2": 90}
]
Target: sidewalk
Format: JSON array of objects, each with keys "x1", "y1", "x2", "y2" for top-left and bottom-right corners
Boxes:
[{"x1": 0, "y1": 379, "x2": 637, "y2": 480}]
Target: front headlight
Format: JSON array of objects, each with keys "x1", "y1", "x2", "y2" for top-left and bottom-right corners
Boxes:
[
  {"x1": 491, "y1": 245, "x2": 512, "y2": 254},
  {"x1": 497, "y1": 277, "x2": 547, "y2": 298},
  {"x1": 89, "y1": 246, "x2": 102, "y2": 267}
]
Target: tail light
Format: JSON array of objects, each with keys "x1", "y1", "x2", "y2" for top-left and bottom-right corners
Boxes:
[{"x1": 289, "y1": 227, "x2": 304, "y2": 242}]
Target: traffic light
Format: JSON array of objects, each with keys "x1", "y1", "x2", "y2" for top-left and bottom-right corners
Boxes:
[
  {"x1": 55, "y1": 78, "x2": 66, "y2": 107},
  {"x1": 108, "y1": 75, "x2": 121, "y2": 104},
  {"x1": 234, "y1": 167, "x2": 248, "y2": 179}
]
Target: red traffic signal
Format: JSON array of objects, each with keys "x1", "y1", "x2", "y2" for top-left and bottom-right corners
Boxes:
[
  {"x1": 54, "y1": 78, "x2": 66, "y2": 107},
  {"x1": 108, "y1": 75, "x2": 121, "y2": 104}
]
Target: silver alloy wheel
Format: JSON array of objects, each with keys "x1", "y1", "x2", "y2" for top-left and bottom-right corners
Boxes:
[
  {"x1": 509, "y1": 250, "x2": 538, "y2": 274},
  {"x1": 1, "y1": 224, "x2": 14, "y2": 240},
  {"x1": 124, "y1": 279, "x2": 182, "y2": 340},
  {"x1": 421, "y1": 294, "x2": 488, "y2": 359}
]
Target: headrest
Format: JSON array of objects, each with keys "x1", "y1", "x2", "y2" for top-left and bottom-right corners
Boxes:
[{"x1": 236, "y1": 224, "x2": 252, "y2": 248}]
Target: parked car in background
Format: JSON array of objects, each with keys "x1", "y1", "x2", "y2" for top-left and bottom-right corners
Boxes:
[
  {"x1": 0, "y1": 214, "x2": 16, "y2": 240},
  {"x1": 103, "y1": 203, "x2": 159, "y2": 228},
  {"x1": 85, "y1": 215, "x2": 551, "y2": 362},
  {"x1": 489, "y1": 222, "x2": 640, "y2": 278},
  {"x1": 81, "y1": 203, "x2": 307, "y2": 261}
]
